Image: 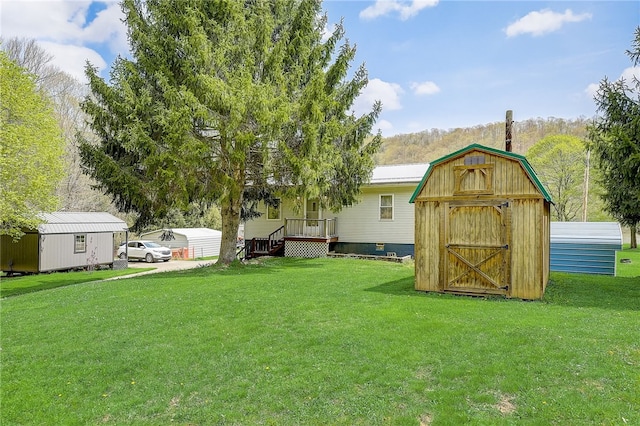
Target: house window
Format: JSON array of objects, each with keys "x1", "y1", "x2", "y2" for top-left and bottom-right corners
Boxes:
[
  {"x1": 379, "y1": 194, "x2": 394, "y2": 220},
  {"x1": 267, "y1": 199, "x2": 281, "y2": 220},
  {"x1": 74, "y1": 234, "x2": 86, "y2": 253}
]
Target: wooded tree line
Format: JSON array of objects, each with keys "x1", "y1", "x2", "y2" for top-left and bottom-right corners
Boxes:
[
  {"x1": 375, "y1": 116, "x2": 590, "y2": 165},
  {"x1": 2, "y1": 17, "x2": 638, "y2": 254}
]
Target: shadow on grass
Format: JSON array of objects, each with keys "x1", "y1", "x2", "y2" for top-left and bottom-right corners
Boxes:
[
  {"x1": 0, "y1": 269, "x2": 154, "y2": 298},
  {"x1": 367, "y1": 271, "x2": 640, "y2": 312},
  {"x1": 364, "y1": 276, "x2": 421, "y2": 296},
  {"x1": 543, "y1": 272, "x2": 640, "y2": 312}
]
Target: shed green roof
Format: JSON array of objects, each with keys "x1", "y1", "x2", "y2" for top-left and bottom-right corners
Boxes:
[{"x1": 409, "y1": 143, "x2": 552, "y2": 203}]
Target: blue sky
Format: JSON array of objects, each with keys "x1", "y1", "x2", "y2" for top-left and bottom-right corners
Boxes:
[{"x1": 2, "y1": 0, "x2": 638, "y2": 136}]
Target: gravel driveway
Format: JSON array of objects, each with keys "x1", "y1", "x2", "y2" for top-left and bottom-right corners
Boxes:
[{"x1": 118, "y1": 259, "x2": 215, "y2": 278}]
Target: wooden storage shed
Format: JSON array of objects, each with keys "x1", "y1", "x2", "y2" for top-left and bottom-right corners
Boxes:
[
  {"x1": 1, "y1": 212, "x2": 128, "y2": 274},
  {"x1": 410, "y1": 144, "x2": 553, "y2": 300},
  {"x1": 550, "y1": 222, "x2": 622, "y2": 276},
  {"x1": 140, "y1": 228, "x2": 222, "y2": 259}
]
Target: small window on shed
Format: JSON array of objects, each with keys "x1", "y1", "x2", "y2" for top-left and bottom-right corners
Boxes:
[
  {"x1": 454, "y1": 156, "x2": 494, "y2": 195},
  {"x1": 74, "y1": 234, "x2": 86, "y2": 253},
  {"x1": 464, "y1": 155, "x2": 485, "y2": 165},
  {"x1": 379, "y1": 194, "x2": 394, "y2": 220}
]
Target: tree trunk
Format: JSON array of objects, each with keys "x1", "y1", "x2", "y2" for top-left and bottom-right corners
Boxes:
[
  {"x1": 631, "y1": 224, "x2": 638, "y2": 249},
  {"x1": 217, "y1": 192, "x2": 243, "y2": 264}
]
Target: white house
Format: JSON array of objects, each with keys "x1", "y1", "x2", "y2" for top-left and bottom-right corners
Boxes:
[{"x1": 243, "y1": 163, "x2": 430, "y2": 258}]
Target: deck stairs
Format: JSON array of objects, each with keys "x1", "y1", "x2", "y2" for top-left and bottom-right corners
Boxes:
[{"x1": 243, "y1": 226, "x2": 285, "y2": 260}]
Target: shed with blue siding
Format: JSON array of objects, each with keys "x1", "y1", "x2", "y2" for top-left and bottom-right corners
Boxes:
[{"x1": 550, "y1": 222, "x2": 622, "y2": 276}]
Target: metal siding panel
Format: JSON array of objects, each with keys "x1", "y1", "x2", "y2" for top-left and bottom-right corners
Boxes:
[
  {"x1": 550, "y1": 242, "x2": 617, "y2": 275},
  {"x1": 1, "y1": 233, "x2": 39, "y2": 273}
]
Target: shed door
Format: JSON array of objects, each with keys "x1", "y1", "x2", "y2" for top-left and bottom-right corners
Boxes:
[{"x1": 443, "y1": 201, "x2": 510, "y2": 294}]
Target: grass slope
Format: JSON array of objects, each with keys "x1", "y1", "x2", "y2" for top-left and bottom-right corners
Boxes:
[{"x1": 1, "y1": 257, "x2": 639, "y2": 425}]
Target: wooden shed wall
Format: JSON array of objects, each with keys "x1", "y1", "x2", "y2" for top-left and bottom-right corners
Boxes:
[
  {"x1": 413, "y1": 148, "x2": 550, "y2": 299},
  {"x1": 414, "y1": 201, "x2": 440, "y2": 292},
  {"x1": 509, "y1": 198, "x2": 549, "y2": 299}
]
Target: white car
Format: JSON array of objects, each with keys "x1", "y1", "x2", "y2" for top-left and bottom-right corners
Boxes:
[{"x1": 117, "y1": 240, "x2": 172, "y2": 263}]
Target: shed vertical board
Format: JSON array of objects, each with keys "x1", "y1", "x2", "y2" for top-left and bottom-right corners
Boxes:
[
  {"x1": 0, "y1": 233, "x2": 39, "y2": 273},
  {"x1": 509, "y1": 199, "x2": 546, "y2": 299},
  {"x1": 411, "y1": 144, "x2": 552, "y2": 300},
  {"x1": 414, "y1": 201, "x2": 440, "y2": 291}
]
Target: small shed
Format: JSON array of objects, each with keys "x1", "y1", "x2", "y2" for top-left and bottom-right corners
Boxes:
[
  {"x1": 140, "y1": 228, "x2": 222, "y2": 259},
  {"x1": 410, "y1": 144, "x2": 553, "y2": 300},
  {"x1": 550, "y1": 222, "x2": 622, "y2": 276},
  {"x1": 1, "y1": 212, "x2": 128, "y2": 274}
]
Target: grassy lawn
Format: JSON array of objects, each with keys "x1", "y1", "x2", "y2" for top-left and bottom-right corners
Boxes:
[
  {"x1": 617, "y1": 246, "x2": 640, "y2": 278},
  {"x1": 1, "y1": 257, "x2": 639, "y2": 425},
  {"x1": 0, "y1": 267, "x2": 155, "y2": 298}
]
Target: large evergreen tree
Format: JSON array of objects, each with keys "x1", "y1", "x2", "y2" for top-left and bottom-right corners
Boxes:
[
  {"x1": 79, "y1": 0, "x2": 381, "y2": 264},
  {"x1": 587, "y1": 27, "x2": 640, "y2": 248},
  {"x1": 0, "y1": 51, "x2": 65, "y2": 239}
]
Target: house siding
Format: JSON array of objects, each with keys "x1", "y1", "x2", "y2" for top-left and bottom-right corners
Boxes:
[
  {"x1": 333, "y1": 185, "x2": 415, "y2": 245},
  {"x1": 244, "y1": 184, "x2": 418, "y2": 249}
]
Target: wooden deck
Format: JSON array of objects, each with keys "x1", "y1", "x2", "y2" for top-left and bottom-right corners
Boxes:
[{"x1": 242, "y1": 218, "x2": 338, "y2": 259}]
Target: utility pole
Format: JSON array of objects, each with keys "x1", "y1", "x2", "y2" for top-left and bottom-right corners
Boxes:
[
  {"x1": 505, "y1": 110, "x2": 513, "y2": 152},
  {"x1": 582, "y1": 149, "x2": 590, "y2": 221}
]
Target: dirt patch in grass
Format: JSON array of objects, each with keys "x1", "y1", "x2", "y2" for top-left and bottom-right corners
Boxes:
[
  {"x1": 419, "y1": 413, "x2": 432, "y2": 425},
  {"x1": 495, "y1": 394, "x2": 516, "y2": 415}
]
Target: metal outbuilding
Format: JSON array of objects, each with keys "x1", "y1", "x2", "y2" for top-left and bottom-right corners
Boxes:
[
  {"x1": 140, "y1": 228, "x2": 222, "y2": 259},
  {"x1": 550, "y1": 222, "x2": 622, "y2": 276},
  {"x1": 1, "y1": 212, "x2": 128, "y2": 274}
]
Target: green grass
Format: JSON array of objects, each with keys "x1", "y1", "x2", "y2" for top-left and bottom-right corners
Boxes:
[
  {"x1": 617, "y1": 247, "x2": 640, "y2": 277},
  {"x1": 1, "y1": 257, "x2": 639, "y2": 425},
  {"x1": 0, "y1": 268, "x2": 155, "y2": 298}
]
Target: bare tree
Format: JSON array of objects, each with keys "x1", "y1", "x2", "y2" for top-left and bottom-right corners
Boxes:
[{"x1": 1, "y1": 37, "x2": 117, "y2": 214}]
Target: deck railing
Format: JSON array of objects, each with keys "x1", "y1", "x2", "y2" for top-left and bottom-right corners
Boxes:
[{"x1": 284, "y1": 218, "x2": 337, "y2": 238}]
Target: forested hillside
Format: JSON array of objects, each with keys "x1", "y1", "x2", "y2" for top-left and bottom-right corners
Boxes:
[{"x1": 375, "y1": 116, "x2": 591, "y2": 164}]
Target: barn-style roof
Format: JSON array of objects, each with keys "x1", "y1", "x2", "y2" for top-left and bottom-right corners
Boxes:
[
  {"x1": 409, "y1": 143, "x2": 552, "y2": 203},
  {"x1": 38, "y1": 212, "x2": 128, "y2": 234}
]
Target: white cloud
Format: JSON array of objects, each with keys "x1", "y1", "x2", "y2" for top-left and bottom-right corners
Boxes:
[
  {"x1": 375, "y1": 119, "x2": 394, "y2": 134},
  {"x1": 621, "y1": 66, "x2": 640, "y2": 83},
  {"x1": 353, "y1": 78, "x2": 404, "y2": 116},
  {"x1": 505, "y1": 9, "x2": 592, "y2": 38},
  {"x1": 585, "y1": 66, "x2": 640, "y2": 100},
  {"x1": 38, "y1": 41, "x2": 107, "y2": 82},
  {"x1": 360, "y1": 0, "x2": 438, "y2": 21},
  {"x1": 1, "y1": 0, "x2": 127, "y2": 81},
  {"x1": 411, "y1": 81, "x2": 440, "y2": 96},
  {"x1": 584, "y1": 82, "x2": 599, "y2": 99}
]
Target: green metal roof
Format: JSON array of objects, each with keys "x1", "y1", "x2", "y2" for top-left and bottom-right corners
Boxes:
[{"x1": 409, "y1": 143, "x2": 553, "y2": 203}]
